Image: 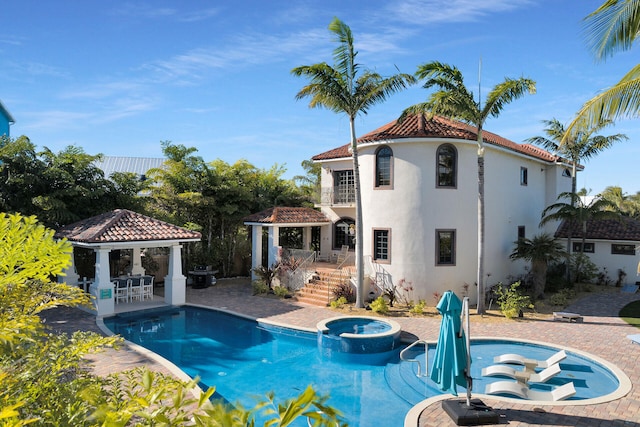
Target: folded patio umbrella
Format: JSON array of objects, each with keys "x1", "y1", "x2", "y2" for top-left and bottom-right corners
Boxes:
[{"x1": 430, "y1": 290, "x2": 469, "y2": 397}]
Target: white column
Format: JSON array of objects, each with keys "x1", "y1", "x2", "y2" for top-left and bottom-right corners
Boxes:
[
  {"x1": 59, "y1": 248, "x2": 80, "y2": 285},
  {"x1": 130, "y1": 247, "x2": 145, "y2": 275},
  {"x1": 165, "y1": 244, "x2": 186, "y2": 305},
  {"x1": 90, "y1": 247, "x2": 114, "y2": 316},
  {"x1": 267, "y1": 226, "x2": 280, "y2": 267},
  {"x1": 251, "y1": 225, "x2": 263, "y2": 281},
  {"x1": 303, "y1": 226, "x2": 311, "y2": 251}
]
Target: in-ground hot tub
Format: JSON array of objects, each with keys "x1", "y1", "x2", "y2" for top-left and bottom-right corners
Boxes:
[{"x1": 317, "y1": 316, "x2": 402, "y2": 364}]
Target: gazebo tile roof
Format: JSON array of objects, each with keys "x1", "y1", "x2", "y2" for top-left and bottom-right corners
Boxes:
[
  {"x1": 555, "y1": 217, "x2": 640, "y2": 241},
  {"x1": 244, "y1": 207, "x2": 330, "y2": 224},
  {"x1": 312, "y1": 114, "x2": 559, "y2": 163},
  {"x1": 55, "y1": 209, "x2": 201, "y2": 243}
]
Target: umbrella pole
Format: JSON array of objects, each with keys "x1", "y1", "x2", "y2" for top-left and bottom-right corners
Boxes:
[{"x1": 463, "y1": 296, "x2": 471, "y2": 407}]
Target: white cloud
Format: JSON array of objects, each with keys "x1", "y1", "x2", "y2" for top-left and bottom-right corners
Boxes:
[{"x1": 388, "y1": 0, "x2": 534, "y2": 25}]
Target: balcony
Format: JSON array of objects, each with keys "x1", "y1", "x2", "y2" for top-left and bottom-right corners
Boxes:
[{"x1": 318, "y1": 186, "x2": 356, "y2": 207}]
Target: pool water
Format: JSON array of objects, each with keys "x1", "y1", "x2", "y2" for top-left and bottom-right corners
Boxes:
[{"x1": 103, "y1": 306, "x2": 621, "y2": 427}]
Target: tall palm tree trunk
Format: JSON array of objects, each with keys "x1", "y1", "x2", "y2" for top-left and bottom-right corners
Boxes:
[
  {"x1": 350, "y1": 117, "x2": 365, "y2": 308},
  {"x1": 476, "y1": 131, "x2": 486, "y2": 314}
]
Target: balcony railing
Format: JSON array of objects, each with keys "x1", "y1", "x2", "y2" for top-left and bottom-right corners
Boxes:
[{"x1": 319, "y1": 186, "x2": 356, "y2": 206}]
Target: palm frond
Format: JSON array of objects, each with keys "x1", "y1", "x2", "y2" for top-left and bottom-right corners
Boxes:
[
  {"x1": 583, "y1": 0, "x2": 640, "y2": 61},
  {"x1": 483, "y1": 78, "x2": 536, "y2": 119},
  {"x1": 566, "y1": 63, "x2": 640, "y2": 138}
]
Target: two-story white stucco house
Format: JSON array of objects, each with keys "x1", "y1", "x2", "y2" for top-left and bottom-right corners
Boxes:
[{"x1": 246, "y1": 113, "x2": 639, "y2": 305}]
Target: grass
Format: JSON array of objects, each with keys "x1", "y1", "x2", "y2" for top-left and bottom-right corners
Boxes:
[{"x1": 619, "y1": 300, "x2": 640, "y2": 329}]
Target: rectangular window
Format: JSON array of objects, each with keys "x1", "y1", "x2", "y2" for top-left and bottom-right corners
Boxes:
[
  {"x1": 373, "y1": 229, "x2": 390, "y2": 262},
  {"x1": 611, "y1": 244, "x2": 635, "y2": 255},
  {"x1": 436, "y1": 229, "x2": 456, "y2": 265},
  {"x1": 334, "y1": 170, "x2": 355, "y2": 204},
  {"x1": 517, "y1": 226, "x2": 525, "y2": 240},
  {"x1": 573, "y1": 242, "x2": 595, "y2": 253},
  {"x1": 520, "y1": 167, "x2": 528, "y2": 186}
]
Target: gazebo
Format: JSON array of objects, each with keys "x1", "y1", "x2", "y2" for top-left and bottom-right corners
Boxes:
[
  {"x1": 243, "y1": 207, "x2": 331, "y2": 280},
  {"x1": 55, "y1": 209, "x2": 201, "y2": 316}
]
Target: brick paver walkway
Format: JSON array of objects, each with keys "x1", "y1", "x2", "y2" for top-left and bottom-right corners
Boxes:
[{"x1": 42, "y1": 280, "x2": 640, "y2": 426}]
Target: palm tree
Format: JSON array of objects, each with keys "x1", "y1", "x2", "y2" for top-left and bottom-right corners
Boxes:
[
  {"x1": 402, "y1": 61, "x2": 536, "y2": 314},
  {"x1": 525, "y1": 118, "x2": 626, "y2": 271},
  {"x1": 510, "y1": 234, "x2": 566, "y2": 299},
  {"x1": 600, "y1": 185, "x2": 640, "y2": 218},
  {"x1": 565, "y1": 0, "x2": 640, "y2": 137},
  {"x1": 526, "y1": 118, "x2": 626, "y2": 197},
  {"x1": 292, "y1": 18, "x2": 415, "y2": 308},
  {"x1": 540, "y1": 191, "x2": 620, "y2": 283}
]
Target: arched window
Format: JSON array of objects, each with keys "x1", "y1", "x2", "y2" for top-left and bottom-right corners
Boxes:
[
  {"x1": 334, "y1": 218, "x2": 356, "y2": 250},
  {"x1": 375, "y1": 146, "x2": 393, "y2": 188},
  {"x1": 436, "y1": 144, "x2": 457, "y2": 188}
]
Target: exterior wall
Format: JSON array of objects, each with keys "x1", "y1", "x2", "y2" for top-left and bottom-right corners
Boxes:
[
  {"x1": 318, "y1": 138, "x2": 571, "y2": 305},
  {"x1": 562, "y1": 240, "x2": 640, "y2": 286}
]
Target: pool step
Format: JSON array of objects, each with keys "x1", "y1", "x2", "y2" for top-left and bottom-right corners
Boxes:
[{"x1": 384, "y1": 354, "x2": 438, "y2": 405}]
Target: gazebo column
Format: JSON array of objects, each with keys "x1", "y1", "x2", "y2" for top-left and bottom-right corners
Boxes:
[
  {"x1": 165, "y1": 244, "x2": 186, "y2": 305},
  {"x1": 130, "y1": 247, "x2": 145, "y2": 276},
  {"x1": 90, "y1": 247, "x2": 114, "y2": 316},
  {"x1": 303, "y1": 227, "x2": 311, "y2": 251},
  {"x1": 251, "y1": 225, "x2": 263, "y2": 281},
  {"x1": 60, "y1": 248, "x2": 80, "y2": 285},
  {"x1": 268, "y1": 225, "x2": 281, "y2": 267}
]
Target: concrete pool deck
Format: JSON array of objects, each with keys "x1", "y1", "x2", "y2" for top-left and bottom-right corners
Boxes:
[{"x1": 43, "y1": 280, "x2": 640, "y2": 426}]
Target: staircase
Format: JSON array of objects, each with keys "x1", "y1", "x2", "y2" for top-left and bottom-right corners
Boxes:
[{"x1": 293, "y1": 266, "x2": 354, "y2": 307}]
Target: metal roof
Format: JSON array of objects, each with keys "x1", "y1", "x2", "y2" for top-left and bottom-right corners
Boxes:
[{"x1": 93, "y1": 156, "x2": 166, "y2": 179}]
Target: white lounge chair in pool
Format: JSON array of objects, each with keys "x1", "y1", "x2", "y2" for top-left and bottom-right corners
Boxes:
[
  {"x1": 485, "y1": 381, "x2": 576, "y2": 401},
  {"x1": 482, "y1": 362, "x2": 561, "y2": 384},
  {"x1": 493, "y1": 349, "x2": 566, "y2": 370}
]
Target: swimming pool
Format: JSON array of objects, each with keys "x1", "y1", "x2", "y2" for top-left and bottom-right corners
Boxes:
[{"x1": 102, "y1": 306, "x2": 627, "y2": 427}]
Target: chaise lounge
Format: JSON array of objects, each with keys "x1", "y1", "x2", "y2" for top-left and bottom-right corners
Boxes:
[
  {"x1": 485, "y1": 381, "x2": 576, "y2": 401},
  {"x1": 482, "y1": 362, "x2": 561, "y2": 384},
  {"x1": 493, "y1": 349, "x2": 566, "y2": 370}
]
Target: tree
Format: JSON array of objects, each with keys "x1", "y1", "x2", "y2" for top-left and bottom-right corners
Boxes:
[
  {"x1": 402, "y1": 61, "x2": 536, "y2": 314},
  {"x1": 540, "y1": 191, "x2": 620, "y2": 283},
  {"x1": 510, "y1": 234, "x2": 566, "y2": 299},
  {"x1": 525, "y1": 118, "x2": 626, "y2": 272},
  {"x1": 292, "y1": 17, "x2": 415, "y2": 308},
  {"x1": 600, "y1": 185, "x2": 640, "y2": 218},
  {"x1": 565, "y1": 0, "x2": 640, "y2": 137},
  {"x1": 0, "y1": 212, "x2": 344, "y2": 426}
]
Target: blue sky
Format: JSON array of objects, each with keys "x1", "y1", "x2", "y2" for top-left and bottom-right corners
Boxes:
[{"x1": 1, "y1": 0, "x2": 639, "y2": 195}]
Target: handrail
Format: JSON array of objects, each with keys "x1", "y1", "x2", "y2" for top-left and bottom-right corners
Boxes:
[
  {"x1": 324, "y1": 253, "x2": 355, "y2": 304},
  {"x1": 399, "y1": 340, "x2": 429, "y2": 377}
]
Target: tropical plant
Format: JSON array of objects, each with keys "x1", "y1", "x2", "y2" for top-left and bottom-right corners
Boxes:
[
  {"x1": 540, "y1": 191, "x2": 621, "y2": 283},
  {"x1": 370, "y1": 296, "x2": 389, "y2": 314},
  {"x1": 600, "y1": 185, "x2": 640, "y2": 218},
  {"x1": 402, "y1": 61, "x2": 536, "y2": 314},
  {"x1": 565, "y1": 0, "x2": 640, "y2": 137},
  {"x1": 510, "y1": 233, "x2": 567, "y2": 299},
  {"x1": 292, "y1": 17, "x2": 415, "y2": 308},
  {"x1": 493, "y1": 281, "x2": 534, "y2": 319}
]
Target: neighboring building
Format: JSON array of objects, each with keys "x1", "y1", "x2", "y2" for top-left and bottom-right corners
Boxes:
[
  {"x1": 0, "y1": 99, "x2": 15, "y2": 137},
  {"x1": 93, "y1": 155, "x2": 166, "y2": 181},
  {"x1": 555, "y1": 217, "x2": 640, "y2": 285}
]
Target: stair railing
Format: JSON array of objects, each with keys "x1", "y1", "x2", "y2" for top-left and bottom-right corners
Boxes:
[
  {"x1": 282, "y1": 250, "x2": 316, "y2": 291},
  {"x1": 324, "y1": 253, "x2": 355, "y2": 305},
  {"x1": 399, "y1": 340, "x2": 429, "y2": 377}
]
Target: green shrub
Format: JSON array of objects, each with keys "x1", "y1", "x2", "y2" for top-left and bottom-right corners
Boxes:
[
  {"x1": 370, "y1": 296, "x2": 389, "y2": 314},
  {"x1": 549, "y1": 288, "x2": 576, "y2": 306},
  {"x1": 330, "y1": 296, "x2": 348, "y2": 309},
  {"x1": 570, "y1": 252, "x2": 599, "y2": 284},
  {"x1": 410, "y1": 300, "x2": 426, "y2": 315},
  {"x1": 252, "y1": 280, "x2": 269, "y2": 295},
  {"x1": 273, "y1": 285, "x2": 291, "y2": 298},
  {"x1": 494, "y1": 281, "x2": 533, "y2": 319}
]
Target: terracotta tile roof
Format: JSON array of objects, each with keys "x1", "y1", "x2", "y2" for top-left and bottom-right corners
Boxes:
[
  {"x1": 244, "y1": 207, "x2": 331, "y2": 224},
  {"x1": 55, "y1": 209, "x2": 201, "y2": 243},
  {"x1": 555, "y1": 217, "x2": 640, "y2": 241},
  {"x1": 312, "y1": 114, "x2": 559, "y2": 162}
]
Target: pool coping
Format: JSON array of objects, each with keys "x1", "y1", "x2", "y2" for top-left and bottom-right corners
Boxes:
[
  {"x1": 96, "y1": 306, "x2": 632, "y2": 426},
  {"x1": 403, "y1": 336, "x2": 632, "y2": 427}
]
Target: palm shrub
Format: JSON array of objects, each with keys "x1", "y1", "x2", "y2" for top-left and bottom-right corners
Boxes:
[{"x1": 510, "y1": 233, "x2": 566, "y2": 299}]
